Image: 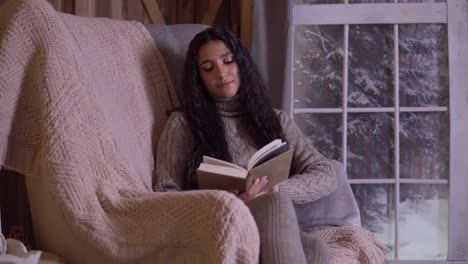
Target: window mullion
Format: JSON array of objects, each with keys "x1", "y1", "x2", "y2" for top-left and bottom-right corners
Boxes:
[
  {"x1": 342, "y1": 22, "x2": 349, "y2": 172},
  {"x1": 394, "y1": 21, "x2": 401, "y2": 260},
  {"x1": 294, "y1": 106, "x2": 448, "y2": 114}
]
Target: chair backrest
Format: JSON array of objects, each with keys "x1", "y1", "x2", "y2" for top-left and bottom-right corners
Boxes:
[{"x1": 144, "y1": 24, "x2": 208, "y2": 106}]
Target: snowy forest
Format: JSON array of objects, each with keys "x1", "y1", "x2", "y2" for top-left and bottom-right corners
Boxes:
[{"x1": 292, "y1": 1, "x2": 450, "y2": 259}]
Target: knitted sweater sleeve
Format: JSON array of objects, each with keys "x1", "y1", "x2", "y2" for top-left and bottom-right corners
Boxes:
[
  {"x1": 277, "y1": 110, "x2": 337, "y2": 204},
  {"x1": 153, "y1": 112, "x2": 193, "y2": 192}
]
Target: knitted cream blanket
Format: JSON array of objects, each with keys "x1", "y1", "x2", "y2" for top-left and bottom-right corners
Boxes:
[
  {"x1": 0, "y1": 0, "x2": 259, "y2": 263},
  {"x1": 312, "y1": 226, "x2": 389, "y2": 264}
]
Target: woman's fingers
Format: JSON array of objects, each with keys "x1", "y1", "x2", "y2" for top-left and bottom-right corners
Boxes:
[
  {"x1": 238, "y1": 176, "x2": 269, "y2": 202},
  {"x1": 247, "y1": 177, "x2": 268, "y2": 195}
]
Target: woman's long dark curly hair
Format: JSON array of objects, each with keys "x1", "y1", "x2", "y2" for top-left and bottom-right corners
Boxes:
[{"x1": 183, "y1": 26, "x2": 285, "y2": 189}]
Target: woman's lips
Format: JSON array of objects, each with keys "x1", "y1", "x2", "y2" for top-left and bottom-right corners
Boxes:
[{"x1": 217, "y1": 81, "x2": 233, "y2": 88}]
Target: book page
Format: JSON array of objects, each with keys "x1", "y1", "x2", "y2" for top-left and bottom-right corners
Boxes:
[
  {"x1": 202, "y1": 156, "x2": 245, "y2": 170},
  {"x1": 248, "y1": 149, "x2": 294, "y2": 191},
  {"x1": 197, "y1": 163, "x2": 247, "y2": 178},
  {"x1": 247, "y1": 139, "x2": 286, "y2": 170}
]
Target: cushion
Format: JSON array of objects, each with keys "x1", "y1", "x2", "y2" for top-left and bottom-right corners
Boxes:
[{"x1": 295, "y1": 160, "x2": 361, "y2": 232}]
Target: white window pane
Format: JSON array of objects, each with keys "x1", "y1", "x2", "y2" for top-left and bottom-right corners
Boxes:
[
  {"x1": 399, "y1": 24, "x2": 449, "y2": 107},
  {"x1": 349, "y1": 0, "x2": 393, "y2": 3},
  {"x1": 399, "y1": 184, "x2": 448, "y2": 259},
  {"x1": 294, "y1": 25, "x2": 343, "y2": 108},
  {"x1": 351, "y1": 184, "x2": 395, "y2": 259},
  {"x1": 347, "y1": 113, "x2": 394, "y2": 179},
  {"x1": 294, "y1": 0, "x2": 344, "y2": 4},
  {"x1": 400, "y1": 112, "x2": 449, "y2": 179},
  {"x1": 348, "y1": 24, "x2": 394, "y2": 107},
  {"x1": 398, "y1": 0, "x2": 446, "y2": 2},
  {"x1": 294, "y1": 113, "x2": 342, "y2": 160}
]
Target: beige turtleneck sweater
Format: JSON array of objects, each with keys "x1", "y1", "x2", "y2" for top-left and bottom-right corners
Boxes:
[{"x1": 154, "y1": 96, "x2": 337, "y2": 204}]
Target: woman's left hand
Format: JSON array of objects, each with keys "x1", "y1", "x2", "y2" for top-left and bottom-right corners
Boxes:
[{"x1": 237, "y1": 176, "x2": 269, "y2": 202}]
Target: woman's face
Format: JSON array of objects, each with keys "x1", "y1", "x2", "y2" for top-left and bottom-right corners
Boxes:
[{"x1": 197, "y1": 40, "x2": 240, "y2": 98}]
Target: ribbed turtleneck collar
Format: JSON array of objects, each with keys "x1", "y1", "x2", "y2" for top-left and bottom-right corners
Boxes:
[{"x1": 214, "y1": 95, "x2": 243, "y2": 117}]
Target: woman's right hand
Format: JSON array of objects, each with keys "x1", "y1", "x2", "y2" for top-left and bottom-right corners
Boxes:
[{"x1": 236, "y1": 176, "x2": 269, "y2": 202}]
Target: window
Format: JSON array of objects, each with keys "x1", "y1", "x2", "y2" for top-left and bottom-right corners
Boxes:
[{"x1": 289, "y1": 0, "x2": 468, "y2": 262}]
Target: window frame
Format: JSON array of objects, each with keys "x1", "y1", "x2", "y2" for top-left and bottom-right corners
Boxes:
[{"x1": 288, "y1": 1, "x2": 468, "y2": 262}]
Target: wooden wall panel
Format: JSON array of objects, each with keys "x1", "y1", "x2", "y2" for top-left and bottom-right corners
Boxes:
[
  {"x1": 63, "y1": 0, "x2": 74, "y2": 14},
  {"x1": 44, "y1": 0, "x2": 251, "y2": 45},
  {"x1": 96, "y1": 0, "x2": 111, "y2": 18},
  {"x1": 177, "y1": 0, "x2": 195, "y2": 24},
  {"x1": 195, "y1": 0, "x2": 210, "y2": 24},
  {"x1": 125, "y1": 0, "x2": 145, "y2": 21},
  {"x1": 75, "y1": 0, "x2": 94, "y2": 17},
  {"x1": 158, "y1": 0, "x2": 177, "y2": 24},
  {"x1": 143, "y1": 0, "x2": 166, "y2": 24},
  {"x1": 240, "y1": 0, "x2": 253, "y2": 49},
  {"x1": 110, "y1": 0, "x2": 123, "y2": 20},
  {"x1": 230, "y1": 0, "x2": 241, "y2": 35},
  {"x1": 200, "y1": 0, "x2": 223, "y2": 25}
]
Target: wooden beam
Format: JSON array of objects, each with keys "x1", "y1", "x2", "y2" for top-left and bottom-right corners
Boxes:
[
  {"x1": 110, "y1": 0, "x2": 123, "y2": 19},
  {"x1": 63, "y1": 0, "x2": 74, "y2": 14},
  {"x1": 75, "y1": 0, "x2": 95, "y2": 17},
  {"x1": 47, "y1": 0, "x2": 62, "y2": 11},
  {"x1": 88, "y1": 0, "x2": 96, "y2": 17},
  {"x1": 240, "y1": 0, "x2": 253, "y2": 49},
  {"x1": 54, "y1": 0, "x2": 62, "y2": 11},
  {"x1": 142, "y1": 0, "x2": 165, "y2": 24},
  {"x1": 201, "y1": 0, "x2": 223, "y2": 25},
  {"x1": 127, "y1": 0, "x2": 144, "y2": 21},
  {"x1": 177, "y1": 0, "x2": 195, "y2": 24},
  {"x1": 75, "y1": 0, "x2": 89, "y2": 16},
  {"x1": 230, "y1": 0, "x2": 240, "y2": 36}
]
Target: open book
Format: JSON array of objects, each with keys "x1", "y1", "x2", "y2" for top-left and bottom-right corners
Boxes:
[{"x1": 196, "y1": 139, "x2": 294, "y2": 192}]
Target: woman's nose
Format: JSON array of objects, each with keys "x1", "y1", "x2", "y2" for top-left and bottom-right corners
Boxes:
[{"x1": 215, "y1": 65, "x2": 227, "y2": 79}]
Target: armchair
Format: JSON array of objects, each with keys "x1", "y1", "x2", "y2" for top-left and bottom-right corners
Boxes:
[{"x1": 0, "y1": 0, "x2": 372, "y2": 263}]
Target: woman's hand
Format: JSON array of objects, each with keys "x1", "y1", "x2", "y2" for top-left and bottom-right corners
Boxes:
[
  {"x1": 226, "y1": 174, "x2": 281, "y2": 202},
  {"x1": 237, "y1": 176, "x2": 269, "y2": 202}
]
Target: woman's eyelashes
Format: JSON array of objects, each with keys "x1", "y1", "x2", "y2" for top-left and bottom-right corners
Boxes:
[
  {"x1": 199, "y1": 57, "x2": 234, "y2": 72},
  {"x1": 200, "y1": 64, "x2": 213, "y2": 72}
]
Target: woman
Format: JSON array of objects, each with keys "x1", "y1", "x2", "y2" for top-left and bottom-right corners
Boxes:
[{"x1": 154, "y1": 26, "x2": 336, "y2": 264}]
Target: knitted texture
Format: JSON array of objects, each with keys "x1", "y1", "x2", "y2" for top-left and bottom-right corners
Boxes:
[
  {"x1": 311, "y1": 226, "x2": 389, "y2": 264},
  {"x1": 0, "y1": 0, "x2": 260, "y2": 263},
  {"x1": 155, "y1": 97, "x2": 388, "y2": 263},
  {"x1": 155, "y1": 96, "x2": 338, "y2": 204}
]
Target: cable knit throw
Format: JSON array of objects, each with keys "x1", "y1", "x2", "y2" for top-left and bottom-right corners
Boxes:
[{"x1": 0, "y1": 0, "x2": 259, "y2": 263}]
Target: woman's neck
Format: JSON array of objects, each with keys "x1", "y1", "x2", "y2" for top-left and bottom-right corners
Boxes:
[{"x1": 214, "y1": 95, "x2": 243, "y2": 117}]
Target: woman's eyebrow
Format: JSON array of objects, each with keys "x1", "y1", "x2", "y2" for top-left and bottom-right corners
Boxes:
[
  {"x1": 219, "y1": 51, "x2": 232, "y2": 58},
  {"x1": 199, "y1": 52, "x2": 233, "y2": 66}
]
